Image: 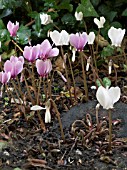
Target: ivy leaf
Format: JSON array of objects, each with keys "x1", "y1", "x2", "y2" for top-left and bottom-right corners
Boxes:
[
  {"x1": 76, "y1": 0, "x2": 99, "y2": 17},
  {"x1": 0, "y1": 9, "x2": 12, "y2": 19},
  {"x1": 56, "y1": 0, "x2": 73, "y2": 12},
  {"x1": 103, "y1": 77, "x2": 111, "y2": 88},
  {"x1": 61, "y1": 13, "x2": 76, "y2": 25},
  {"x1": 16, "y1": 25, "x2": 31, "y2": 45},
  {"x1": 122, "y1": 8, "x2": 127, "y2": 16},
  {"x1": 101, "y1": 45, "x2": 114, "y2": 58}
]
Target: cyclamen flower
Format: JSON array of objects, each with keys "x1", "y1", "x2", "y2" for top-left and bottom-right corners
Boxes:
[
  {"x1": 94, "y1": 16, "x2": 105, "y2": 29},
  {"x1": 7, "y1": 21, "x2": 19, "y2": 37},
  {"x1": 50, "y1": 30, "x2": 70, "y2": 46},
  {"x1": 40, "y1": 13, "x2": 53, "y2": 25},
  {"x1": 87, "y1": 32, "x2": 95, "y2": 45},
  {"x1": 4, "y1": 56, "x2": 24, "y2": 78},
  {"x1": 39, "y1": 39, "x2": 59, "y2": 60},
  {"x1": 108, "y1": 26, "x2": 125, "y2": 47},
  {"x1": 36, "y1": 59, "x2": 52, "y2": 77},
  {"x1": 0, "y1": 71, "x2": 11, "y2": 84},
  {"x1": 70, "y1": 32, "x2": 88, "y2": 51},
  {"x1": 75, "y1": 11, "x2": 83, "y2": 21},
  {"x1": 96, "y1": 86, "x2": 121, "y2": 110},
  {"x1": 23, "y1": 45, "x2": 40, "y2": 62}
]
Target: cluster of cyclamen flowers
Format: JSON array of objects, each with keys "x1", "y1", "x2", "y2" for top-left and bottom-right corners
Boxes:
[
  {"x1": 0, "y1": 15, "x2": 125, "y2": 94},
  {"x1": 0, "y1": 39, "x2": 59, "y2": 86}
]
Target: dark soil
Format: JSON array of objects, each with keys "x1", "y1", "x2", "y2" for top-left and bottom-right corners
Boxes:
[{"x1": 0, "y1": 99, "x2": 127, "y2": 170}]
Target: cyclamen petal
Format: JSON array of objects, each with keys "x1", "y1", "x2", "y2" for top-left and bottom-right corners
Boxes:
[
  {"x1": 96, "y1": 86, "x2": 121, "y2": 110},
  {"x1": 96, "y1": 86, "x2": 113, "y2": 109},
  {"x1": 39, "y1": 39, "x2": 59, "y2": 60},
  {"x1": 94, "y1": 16, "x2": 105, "y2": 28},
  {"x1": 0, "y1": 71, "x2": 11, "y2": 84},
  {"x1": 75, "y1": 11, "x2": 83, "y2": 21},
  {"x1": 50, "y1": 30, "x2": 70, "y2": 46},
  {"x1": 7, "y1": 21, "x2": 19, "y2": 37},
  {"x1": 108, "y1": 27, "x2": 125, "y2": 47},
  {"x1": 108, "y1": 87, "x2": 121, "y2": 104},
  {"x1": 70, "y1": 32, "x2": 88, "y2": 51},
  {"x1": 36, "y1": 59, "x2": 52, "y2": 77},
  {"x1": 87, "y1": 32, "x2": 95, "y2": 45}
]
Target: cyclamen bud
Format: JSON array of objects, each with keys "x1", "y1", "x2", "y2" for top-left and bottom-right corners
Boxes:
[{"x1": 108, "y1": 60, "x2": 112, "y2": 75}]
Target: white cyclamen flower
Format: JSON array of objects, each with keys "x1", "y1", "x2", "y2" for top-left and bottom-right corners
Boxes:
[
  {"x1": 96, "y1": 86, "x2": 121, "y2": 110},
  {"x1": 40, "y1": 13, "x2": 53, "y2": 25},
  {"x1": 75, "y1": 11, "x2": 83, "y2": 21},
  {"x1": 50, "y1": 30, "x2": 70, "y2": 46},
  {"x1": 94, "y1": 16, "x2": 106, "y2": 28},
  {"x1": 108, "y1": 26, "x2": 125, "y2": 47},
  {"x1": 87, "y1": 32, "x2": 95, "y2": 44}
]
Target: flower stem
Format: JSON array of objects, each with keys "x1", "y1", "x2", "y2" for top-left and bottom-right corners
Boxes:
[
  {"x1": 67, "y1": 53, "x2": 76, "y2": 99},
  {"x1": 50, "y1": 99, "x2": 65, "y2": 141},
  {"x1": 96, "y1": 28, "x2": 100, "y2": 53},
  {"x1": 37, "y1": 76, "x2": 46, "y2": 131},
  {"x1": 108, "y1": 109, "x2": 112, "y2": 151},
  {"x1": 23, "y1": 74, "x2": 35, "y2": 105},
  {"x1": 79, "y1": 51, "x2": 88, "y2": 101},
  {"x1": 60, "y1": 46, "x2": 73, "y2": 105},
  {"x1": 31, "y1": 63, "x2": 37, "y2": 101},
  {"x1": 11, "y1": 40, "x2": 23, "y2": 53}
]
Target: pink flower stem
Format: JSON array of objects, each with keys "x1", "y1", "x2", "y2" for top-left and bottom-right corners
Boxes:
[
  {"x1": 31, "y1": 63, "x2": 37, "y2": 101},
  {"x1": 46, "y1": 75, "x2": 52, "y2": 99},
  {"x1": 50, "y1": 99, "x2": 65, "y2": 141},
  {"x1": 23, "y1": 73, "x2": 35, "y2": 105},
  {"x1": 36, "y1": 76, "x2": 46, "y2": 132},
  {"x1": 43, "y1": 78, "x2": 47, "y2": 101},
  {"x1": 79, "y1": 51, "x2": 88, "y2": 101},
  {"x1": 67, "y1": 53, "x2": 76, "y2": 100},
  {"x1": 60, "y1": 46, "x2": 73, "y2": 106}
]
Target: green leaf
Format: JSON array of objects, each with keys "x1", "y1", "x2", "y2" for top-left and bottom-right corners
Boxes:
[
  {"x1": 61, "y1": 13, "x2": 76, "y2": 25},
  {"x1": 110, "y1": 21, "x2": 122, "y2": 28},
  {"x1": 56, "y1": 0, "x2": 73, "y2": 12},
  {"x1": 28, "y1": 11, "x2": 38, "y2": 19},
  {"x1": 0, "y1": 19, "x2": 6, "y2": 29},
  {"x1": 98, "y1": 4, "x2": 117, "y2": 22},
  {"x1": 0, "y1": 9, "x2": 12, "y2": 19},
  {"x1": 13, "y1": 168, "x2": 22, "y2": 170},
  {"x1": 76, "y1": 0, "x2": 99, "y2": 17},
  {"x1": 35, "y1": 14, "x2": 41, "y2": 33},
  {"x1": 122, "y1": 8, "x2": 127, "y2": 16},
  {"x1": 103, "y1": 77, "x2": 111, "y2": 88},
  {"x1": 17, "y1": 25, "x2": 31, "y2": 45},
  {"x1": 101, "y1": 45, "x2": 114, "y2": 58},
  {"x1": 96, "y1": 79, "x2": 102, "y2": 87},
  {"x1": 2, "y1": 49, "x2": 16, "y2": 60},
  {"x1": 0, "y1": 29, "x2": 10, "y2": 42}
]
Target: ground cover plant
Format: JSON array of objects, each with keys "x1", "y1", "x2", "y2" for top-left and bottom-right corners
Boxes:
[{"x1": 0, "y1": 0, "x2": 127, "y2": 169}]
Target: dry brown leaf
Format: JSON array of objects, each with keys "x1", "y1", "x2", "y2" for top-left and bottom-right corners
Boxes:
[
  {"x1": 95, "y1": 34, "x2": 109, "y2": 48},
  {"x1": 55, "y1": 56, "x2": 65, "y2": 72}
]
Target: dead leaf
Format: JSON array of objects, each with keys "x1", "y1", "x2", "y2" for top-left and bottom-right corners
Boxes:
[{"x1": 95, "y1": 34, "x2": 109, "y2": 48}]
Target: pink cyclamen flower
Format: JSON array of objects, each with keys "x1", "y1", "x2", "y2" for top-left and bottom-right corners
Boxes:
[
  {"x1": 0, "y1": 71, "x2": 11, "y2": 84},
  {"x1": 4, "y1": 56, "x2": 24, "y2": 78},
  {"x1": 36, "y1": 59, "x2": 52, "y2": 77},
  {"x1": 70, "y1": 32, "x2": 88, "y2": 51},
  {"x1": 23, "y1": 45, "x2": 40, "y2": 62},
  {"x1": 39, "y1": 39, "x2": 59, "y2": 60},
  {"x1": 7, "y1": 21, "x2": 19, "y2": 37}
]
